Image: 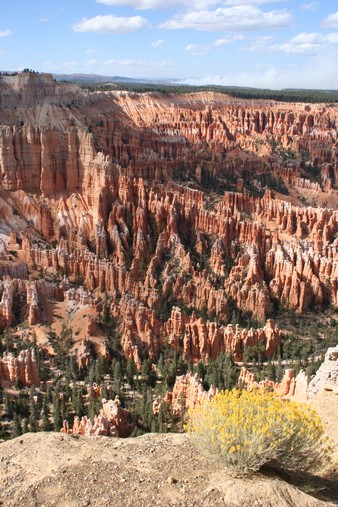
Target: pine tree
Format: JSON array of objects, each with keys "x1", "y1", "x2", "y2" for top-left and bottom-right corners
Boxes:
[
  {"x1": 16, "y1": 393, "x2": 30, "y2": 419},
  {"x1": 46, "y1": 384, "x2": 53, "y2": 403},
  {"x1": 113, "y1": 361, "x2": 122, "y2": 394},
  {"x1": 223, "y1": 353, "x2": 237, "y2": 389},
  {"x1": 275, "y1": 356, "x2": 284, "y2": 382},
  {"x1": 87, "y1": 361, "x2": 96, "y2": 386},
  {"x1": 69, "y1": 355, "x2": 79, "y2": 381},
  {"x1": 126, "y1": 358, "x2": 136, "y2": 388},
  {"x1": 157, "y1": 354, "x2": 165, "y2": 377},
  {"x1": 88, "y1": 396, "x2": 95, "y2": 424},
  {"x1": 22, "y1": 418, "x2": 29, "y2": 434},
  {"x1": 151, "y1": 418, "x2": 159, "y2": 433},
  {"x1": 94, "y1": 356, "x2": 106, "y2": 384},
  {"x1": 101, "y1": 383, "x2": 108, "y2": 400},
  {"x1": 141, "y1": 388, "x2": 154, "y2": 430},
  {"x1": 196, "y1": 361, "x2": 206, "y2": 383},
  {"x1": 72, "y1": 385, "x2": 85, "y2": 418},
  {"x1": 11, "y1": 414, "x2": 22, "y2": 438},
  {"x1": 243, "y1": 346, "x2": 251, "y2": 367},
  {"x1": 29, "y1": 397, "x2": 38, "y2": 432},
  {"x1": 61, "y1": 396, "x2": 69, "y2": 423},
  {"x1": 52, "y1": 393, "x2": 62, "y2": 431},
  {"x1": 141, "y1": 359, "x2": 157, "y2": 388},
  {"x1": 5, "y1": 392, "x2": 13, "y2": 418},
  {"x1": 41, "y1": 395, "x2": 51, "y2": 431},
  {"x1": 41, "y1": 412, "x2": 51, "y2": 432}
]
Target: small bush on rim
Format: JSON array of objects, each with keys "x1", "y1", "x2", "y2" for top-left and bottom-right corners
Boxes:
[{"x1": 186, "y1": 388, "x2": 332, "y2": 476}]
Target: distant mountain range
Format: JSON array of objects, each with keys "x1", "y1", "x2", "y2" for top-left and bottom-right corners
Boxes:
[{"x1": 52, "y1": 73, "x2": 176, "y2": 85}]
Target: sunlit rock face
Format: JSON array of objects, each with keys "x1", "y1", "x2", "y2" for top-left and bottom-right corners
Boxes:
[
  {"x1": 0, "y1": 349, "x2": 40, "y2": 386},
  {"x1": 0, "y1": 72, "x2": 337, "y2": 365}
]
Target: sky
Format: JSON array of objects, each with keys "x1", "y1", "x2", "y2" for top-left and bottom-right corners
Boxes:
[{"x1": 0, "y1": 0, "x2": 338, "y2": 89}]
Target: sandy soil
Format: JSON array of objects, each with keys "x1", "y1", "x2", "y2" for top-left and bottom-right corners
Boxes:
[{"x1": 0, "y1": 432, "x2": 337, "y2": 507}]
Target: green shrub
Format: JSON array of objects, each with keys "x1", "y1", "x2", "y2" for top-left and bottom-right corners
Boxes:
[{"x1": 186, "y1": 389, "x2": 332, "y2": 476}]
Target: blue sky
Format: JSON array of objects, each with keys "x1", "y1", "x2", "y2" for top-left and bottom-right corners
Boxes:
[{"x1": 1, "y1": 0, "x2": 338, "y2": 89}]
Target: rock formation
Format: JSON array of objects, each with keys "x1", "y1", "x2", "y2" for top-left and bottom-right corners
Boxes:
[
  {"x1": 308, "y1": 345, "x2": 338, "y2": 398},
  {"x1": 0, "y1": 72, "x2": 337, "y2": 366},
  {"x1": 61, "y1": 397, "x2": 135, "y2": 437},
  {"x1": 153, "y1": 372, "x2": 217, "y2": 416},
  {"x1": 0, "y1": 349, "x2": 40, "y2": 386},
  {"x1": 164, "y1": 310, "x2": 280, "y2": 363},
  {"x1": 238, "y1": 367, "x2": 309, "y2": 402}
]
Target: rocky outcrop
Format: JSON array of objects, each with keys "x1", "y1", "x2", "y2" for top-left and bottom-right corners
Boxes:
[
  {"x1": 308, "y1": 346, "x2": 338, "y2": 398},
  {"x1": 238, "y1": 367, "x2": 309, "y2": 402},
  {"x1": 238, "y1": 346, "x2": 338, "y2": 402},
  {"x1": 153, "y1": 372, "x2": 217, "y2": 416},
  {"x1": 0, "y1": 277, "x2": 65, "y2": 328},
  {"x1": 164, "y1": 309, "x2": 280, "y2": 362},
  {"x1": 61, "y1": 397, "x2": 135, "y2": 437},
  {"x1": 0, "y1": 72, "x2": 84, "y2": 107},
  {"x1": 0, "y1": 349, "x2": 40, "y2": 386}
]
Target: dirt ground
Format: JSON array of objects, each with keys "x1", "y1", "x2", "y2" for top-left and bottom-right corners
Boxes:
[{"x1": 1, "y1": 430, "x2": 337, "y2": 507}]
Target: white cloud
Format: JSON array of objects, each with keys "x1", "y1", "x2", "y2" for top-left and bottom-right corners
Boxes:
[
  {"x1": 181, "y1": 51, "x2": 338, "y2": 89},
  {"x1": 291, "y1": 32, "x2": 320, "y2": 44},
  {"x1": 0, "y1": 49, "x2": 5, "y2": 56},
  {"x1": 322, "y1": 11, "x2": 338, "y2": 29},
  {"x1": 73, "y1": 15, "x2": 149, "y2": 34},
  {"x1": 325, "y1": 33, "x2": 338, "y2": 44},
  {"x1": 291, "y1": 32, "x2": 338, "y2": 45},
  {"x1": 42, "y1": 60, "x2": 78, "y2": 71},
  {"x1": 38, "y1": 17, "x2": 49, "y2": 23},
  {"x1": 63, "y1": 61, "x2": 78, "y2": 69},
  {"x1": 86, "y1": 49, "x2": 99, "y2": 55},
  {"x1": 156, "y1": 59, "x2": 174, "y2": 66},
  {"x1": 185, "y1": 35, "x2": 243, "y2": 55},
  {"x1": 104, "y1": 58, "x2": 173, "y2": 66},
  {"x1": 273, "y1": 42, "x2": 321, "y2": 55},
  {"x1": 299, "y1": 2, "x2": 318, "y2": 12},
  {"x1": 185, "y1": 43, "x2": 210, "y2": 55},
  {"x1": 97, "y1": 0, "x2": 220, "y2": 8},
  {"x1": 222, "y1": 0, "x2": 287, "y2": 3},
  {"x1": 151, "y1": 38, "x2": 164, "y2": 47},
  {"x1": 0, "y1": 30, "x2": 12, "y2": 37},
  {"x1": 86, "y1": 59, "x2": 98, "y2": 66},
  {"x1": 96, "y1": 0, "x2": 286, "y2": 7},
  {"x1": 213, "y1": 34, "x2": 244, "y2": 46},
  {"x1": 246, "y1": 32, "x2": 338, "y2": 54},
  {"x1": 97, "y1": 0, "x2": 217, "y2": 8},
  {"x1": 247, "y1": 35, "x2": 274, "y2": 49},
  {"x1": 160, "y1": 6, "x2": 292, "y2": 31}
]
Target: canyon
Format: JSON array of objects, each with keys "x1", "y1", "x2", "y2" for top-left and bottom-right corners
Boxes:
[
  {"x1": 0, "y1": 72, "x2": 336, "y2": 374},
  {"x1": 0, "y1": 71, "x2": 337, "y2": 506}
]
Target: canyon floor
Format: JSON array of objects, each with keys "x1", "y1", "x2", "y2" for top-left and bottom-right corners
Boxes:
[{"x1": 1, "y1": 389, "x2": 338, "y2": 507}]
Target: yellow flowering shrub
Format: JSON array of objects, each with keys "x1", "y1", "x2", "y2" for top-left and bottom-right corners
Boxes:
[{"x1": 186, "y1": 389, "x2": 332, "y2": 476}]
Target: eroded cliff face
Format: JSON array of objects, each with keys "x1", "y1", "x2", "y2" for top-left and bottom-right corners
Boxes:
[
  {"x1": 153, "y1": 365, "x2": 310, "y2": 417},
  {"x1": 0, "y1": 73, "x2": 337, "y2": 368},
  {"x1": 0, "y1": 349, "x2": 40, "y2": 386},
  {"x1": 153, "y1": 372, "x2": 218, "y2": 417},
  {"x1": 61, "y1": 397, "x2": 136, "y2": 438},
  {"x1": 238, "y1": 367, "x2": 309, "y2": 402}
]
